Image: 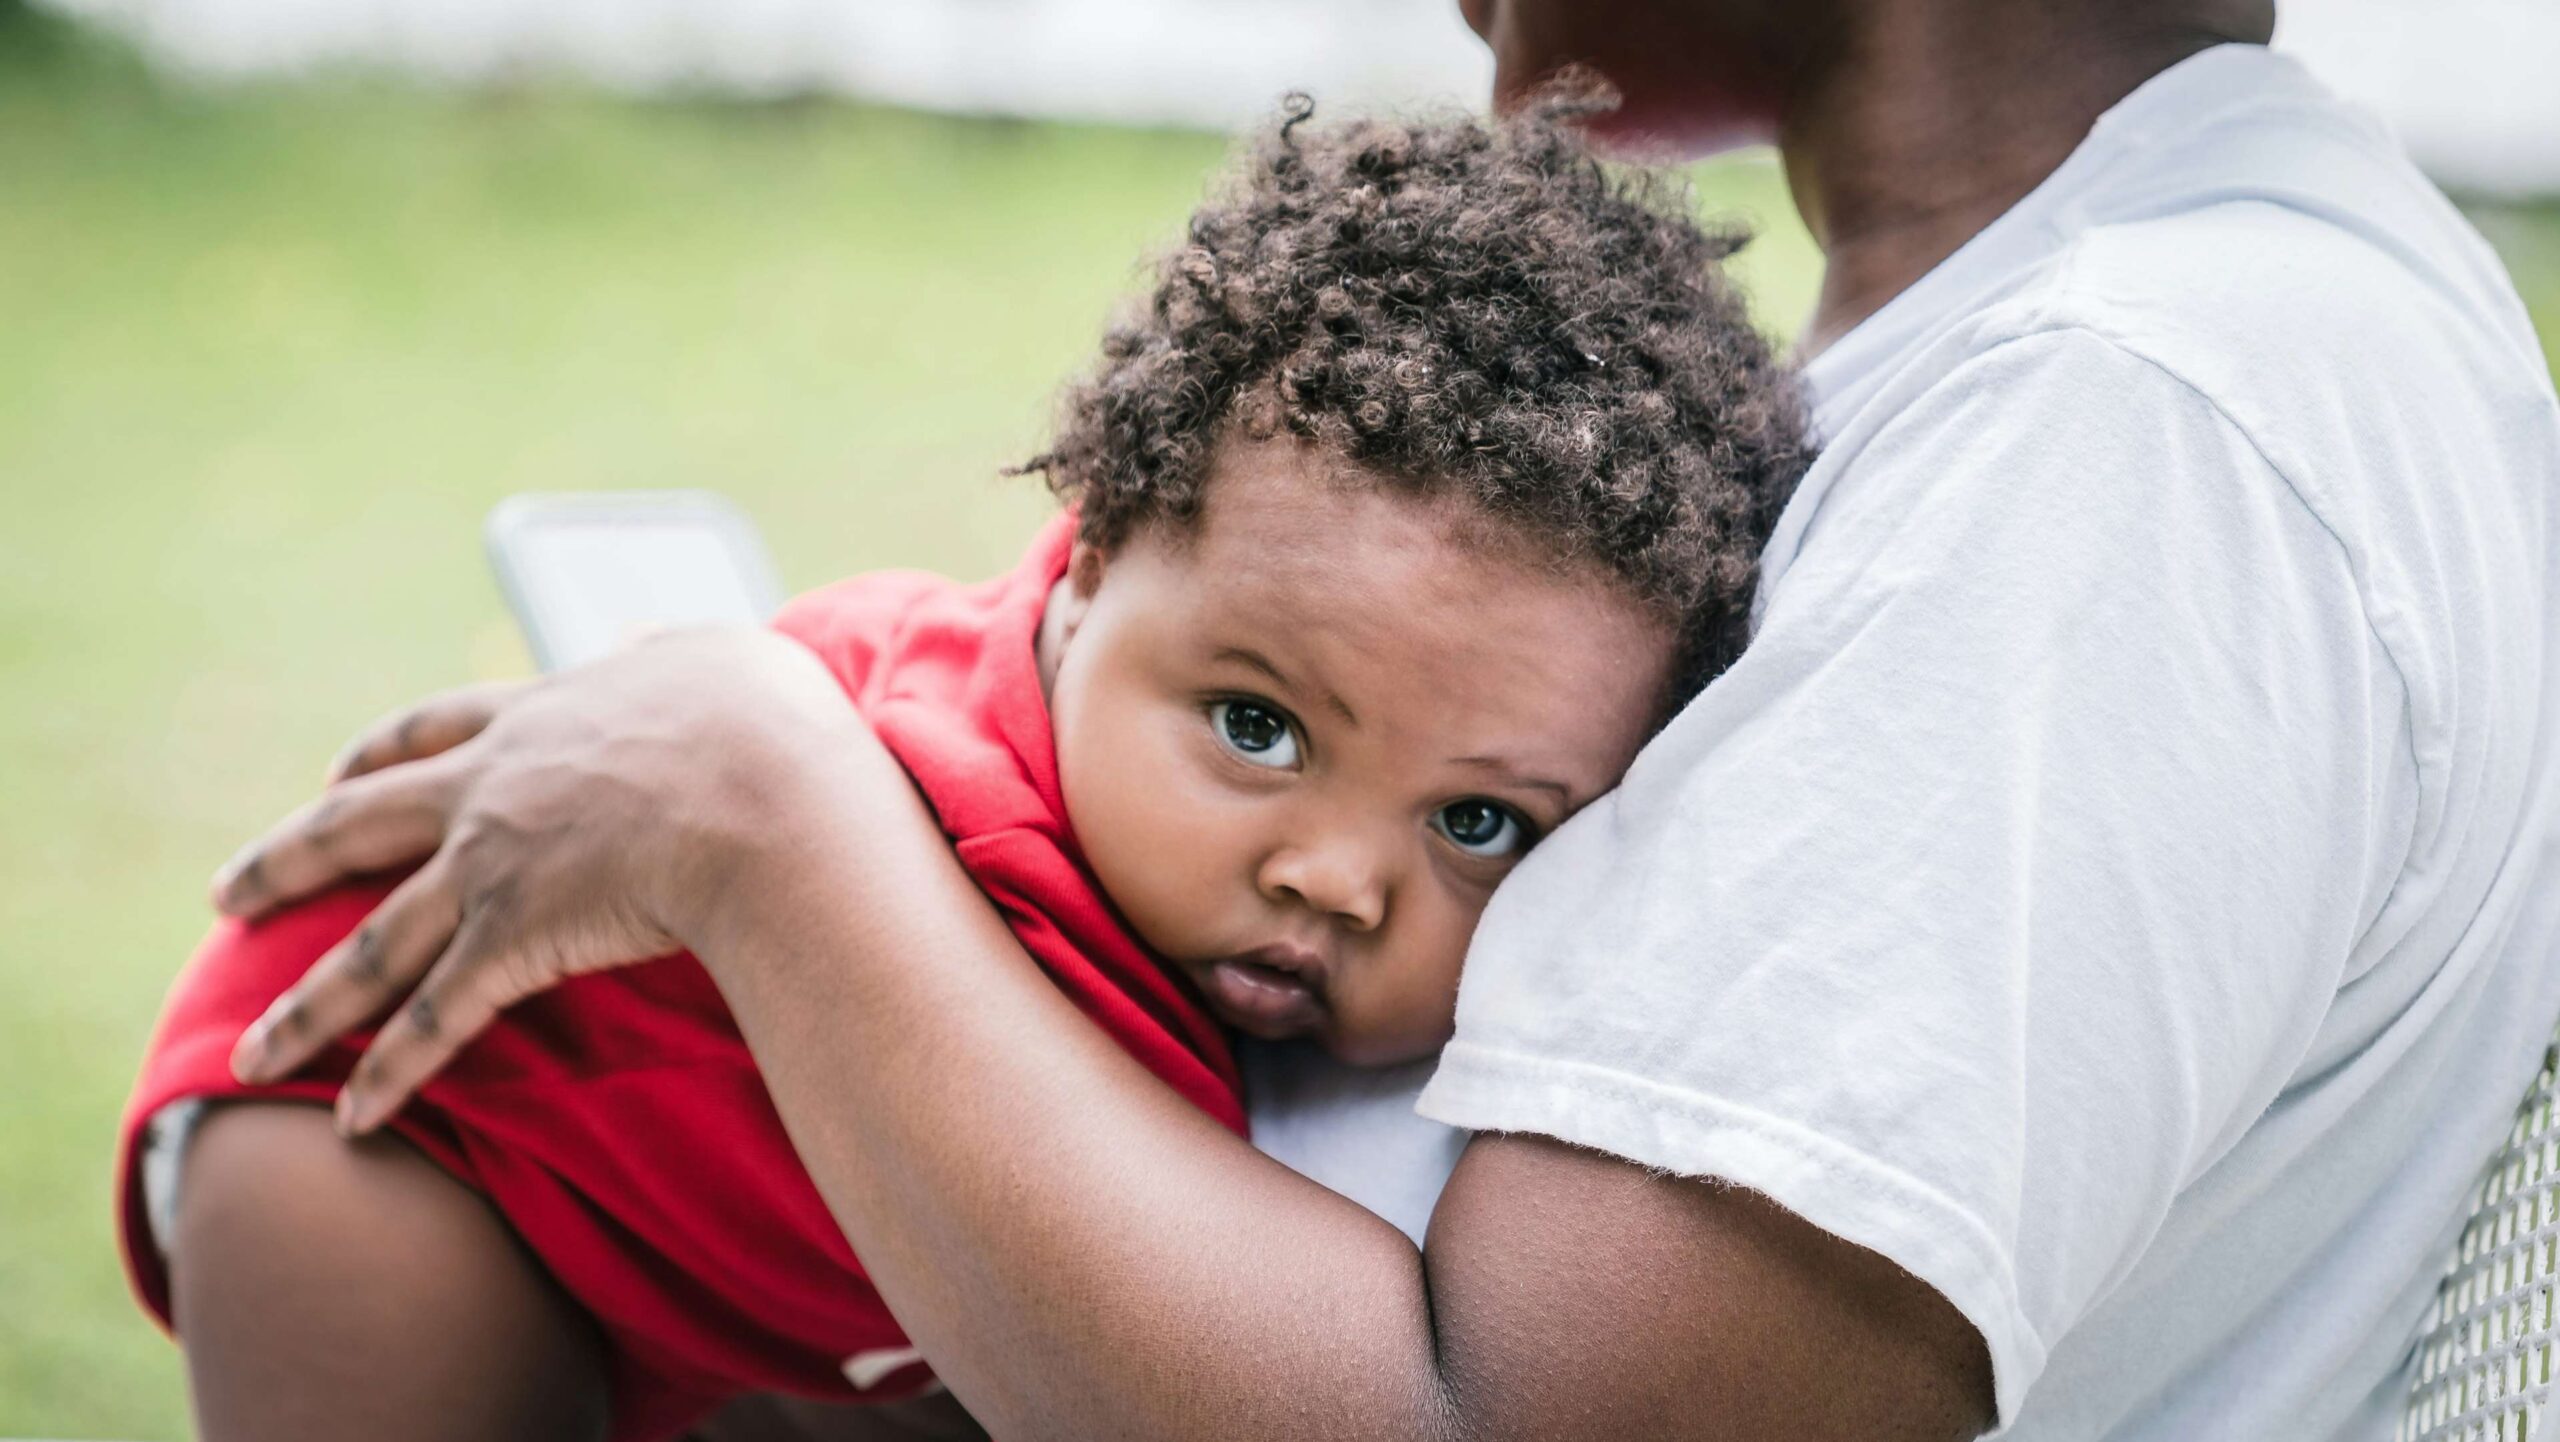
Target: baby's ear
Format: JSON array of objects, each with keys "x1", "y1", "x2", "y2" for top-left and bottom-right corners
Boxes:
[
  {"x1": 1046, "y1": 540, "x2": 1108, "y2": 653},
  {"x1": 1067, "y1": 540, "x2": 1108, "y2": 599}
]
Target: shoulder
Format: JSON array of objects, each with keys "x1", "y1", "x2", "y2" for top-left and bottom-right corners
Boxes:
[
  {"x1": 1783, "y1": 321, "x2": 2310, "y2": 608},
  {"x1": 772, "y1": 570, "x2": 951, "y2": 655},
  {"x1": 1988, "y1": 195, "x2": 2551, "y2": 511},
  {"x1": 777, "y1": 521, "x2": 1077, "y2": 697},
  {"x1": 770, "y1": 570, "x2": 956, "y2": 699},
  {"x1": 1994, "y1": 198, "x2": 2560, "y2": 732},
  {"x1": 1791, "y1": 190, "x2": 2550, "y2": 650},
  {"x1": 1756, "y1": 308, "x2": 2393, "y2": 794}
]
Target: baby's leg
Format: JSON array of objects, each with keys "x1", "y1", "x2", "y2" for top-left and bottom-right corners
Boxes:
[{"x1": 171, "y1": 1102, "x2": 612, "y2": 1442}]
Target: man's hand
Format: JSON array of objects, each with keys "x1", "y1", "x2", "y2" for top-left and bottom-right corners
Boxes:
[{"x1": 215, "y1": 627, "x2": 875, "y2": 1134}]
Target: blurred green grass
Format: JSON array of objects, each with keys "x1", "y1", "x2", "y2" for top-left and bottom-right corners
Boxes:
[
  {"x1": 1, "y1": 12, "x2": 2554, "y2": 1439},
  {"x1": 0, "y1": 20, "x2": 1824, "y2": 1441}
]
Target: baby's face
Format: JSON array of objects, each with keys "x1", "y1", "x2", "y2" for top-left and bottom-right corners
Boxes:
[{"x1": 1040, "y1": 438, "x2": 1674, "y2": 1066}]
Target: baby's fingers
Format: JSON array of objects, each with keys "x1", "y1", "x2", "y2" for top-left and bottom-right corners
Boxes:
[
  {"x1": 230, "y1": 859, "x2": 463, "y2": 1086},
  {"x1": 334, "y1": 906, "x2": 537, "y2": 1138}
]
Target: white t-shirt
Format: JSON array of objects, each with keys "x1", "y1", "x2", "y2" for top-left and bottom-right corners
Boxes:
[{"x1": 1257, "y1": 43, "x2": 2560, "y2": 1439}]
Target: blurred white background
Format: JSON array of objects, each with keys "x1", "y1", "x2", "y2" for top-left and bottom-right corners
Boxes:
[{"x1": 42, "y1": 0, "x2": 2560, "y2": 195}]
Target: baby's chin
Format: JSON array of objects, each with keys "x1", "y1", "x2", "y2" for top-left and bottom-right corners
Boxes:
[{"x1": 1318, "y1": 1024, "x2": 1453, "y2": 1071}]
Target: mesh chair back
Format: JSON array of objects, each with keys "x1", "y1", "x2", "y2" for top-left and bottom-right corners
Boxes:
[{"x1": 2404, "y1": 1043, "x2": 2560, "y2": 1441}]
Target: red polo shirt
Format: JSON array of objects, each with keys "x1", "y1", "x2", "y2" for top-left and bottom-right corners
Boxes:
[{"x1": 117, "y1": 516, "x2": 1242, "y2": 1440}]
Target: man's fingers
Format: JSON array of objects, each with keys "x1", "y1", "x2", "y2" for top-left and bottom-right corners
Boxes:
[
  {"x1": 333, "y1": 904, "x2": 531, "y2": 1137},
  {"x1": 229, "y1": 859, "x2": 464, "y2": 1085},
  {"x1": 211, "y1": 760, "x2": 460, "y2": 918},
  {"x1": 325, "y1": 680, "x2": 528, "y2": 785}
]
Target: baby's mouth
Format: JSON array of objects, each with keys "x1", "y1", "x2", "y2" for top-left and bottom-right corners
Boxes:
[{"x1": 1196, "y1": 946, "x2": 1328, "y2": 1038}]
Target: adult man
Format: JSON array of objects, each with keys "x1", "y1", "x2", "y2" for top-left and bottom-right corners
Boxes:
[{"x1": 206, "y1": 1, "x2": 2560, "y2": 1436}]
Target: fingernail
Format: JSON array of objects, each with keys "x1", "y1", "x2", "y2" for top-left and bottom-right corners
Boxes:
[
  {"x1": 229, "y1": 1024, "x2": 268, "y2": 1084},
  {"x1": 336, "y1": 1087, "x2": 392, "y2": 1138},
  {"x1": 210, "y1": 851, "x2": 266, "y2": 915}
]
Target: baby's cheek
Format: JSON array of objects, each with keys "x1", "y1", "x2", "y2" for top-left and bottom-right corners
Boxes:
[
  {"x1": 1335, "y1": 900, "x2": 1474, "y2": 1067},
  {"x1": 1068, "y1": 759, "x2": 1249, "y2": 960},
  {"x1": 1103, "y1": 824, "x2": 1236, "y2": 956}
]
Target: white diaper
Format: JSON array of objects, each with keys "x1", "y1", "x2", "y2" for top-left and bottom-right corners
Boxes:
[{"x1": 137, "y1": 1098, "x2": 208, "y2": 1259}]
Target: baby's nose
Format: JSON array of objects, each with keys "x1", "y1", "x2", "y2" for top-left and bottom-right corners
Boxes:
[{"x1": 1255, "y1": 835, "x2": 1388, "y2": 932}]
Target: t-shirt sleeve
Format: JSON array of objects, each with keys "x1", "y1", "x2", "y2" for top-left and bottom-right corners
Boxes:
[{"x1": 1415, "y1": 329, "x2": 2415, "y2": 1425}]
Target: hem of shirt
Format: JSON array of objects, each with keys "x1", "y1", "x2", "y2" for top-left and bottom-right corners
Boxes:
[{"x1": 1417, "y1": 1040, "x2": 2043, "y2": 1429}]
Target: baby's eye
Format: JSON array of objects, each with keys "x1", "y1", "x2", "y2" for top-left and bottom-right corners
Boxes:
[
  {"x1": 1210, "y1": 699, "x2": 1300, "y2": 769},
  {"x1": 1433, "y1": 799, "x2": 1529, "y2": 859}
]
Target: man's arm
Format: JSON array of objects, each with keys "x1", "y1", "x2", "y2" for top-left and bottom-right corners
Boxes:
[
  {"x1": 215, "y1": 633, "x2": 1989, "y2": 1439},
  {"x1": 696, "y1": 724, "x2": 1992, "y2": 1442}
]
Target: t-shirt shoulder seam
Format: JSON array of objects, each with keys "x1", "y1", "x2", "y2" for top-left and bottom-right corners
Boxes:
[{"x1": 1986, "y1": 318, "x2": 2422, "y2": 776}]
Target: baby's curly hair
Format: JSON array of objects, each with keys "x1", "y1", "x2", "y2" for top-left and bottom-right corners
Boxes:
[{"x1": 1019, "y1": 91, "x2": 1811, "y2": 704}]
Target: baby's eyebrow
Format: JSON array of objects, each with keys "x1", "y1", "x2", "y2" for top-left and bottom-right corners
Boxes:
[
  {"x1": 1215, "y1": 645, "x2": 1357, "y2": 725},
  {"x1": 1450, "y1": 756, "x2": 1574, "y2": 807}
]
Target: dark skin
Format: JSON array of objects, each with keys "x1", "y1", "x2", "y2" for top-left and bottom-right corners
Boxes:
[
  {"x1": 1462, "y1": 0, "x2": 2276, "y2": 349},
  {"x1": 192, "y1": 2, "x2": 2279, "y2": 1438},
  {"x1": 212, "y1": 633, "x2": 1993, "y2": 1442}
]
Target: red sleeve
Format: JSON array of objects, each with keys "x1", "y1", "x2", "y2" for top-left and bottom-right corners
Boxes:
[{"x1": 771, "y1": 572, "x2": 951, "y2": 706}]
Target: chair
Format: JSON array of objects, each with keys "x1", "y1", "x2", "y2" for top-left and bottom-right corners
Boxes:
[{"x1": 2402, "y1": 1043, "x2": 2560, "y2": 1440}]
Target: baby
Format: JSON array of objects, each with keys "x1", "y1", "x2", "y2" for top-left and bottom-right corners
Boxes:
[{"x1": 117, "y1": 98, "x2": 1807, "y2": 1442}]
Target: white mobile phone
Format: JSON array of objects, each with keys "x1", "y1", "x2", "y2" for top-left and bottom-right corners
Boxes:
[{"x1": 485, "y1": 491, "x2": 785, "y2": 673}]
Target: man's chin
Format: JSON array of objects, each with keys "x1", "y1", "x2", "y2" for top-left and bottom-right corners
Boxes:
[
  {"x1": 1490, "y1": 52, "x2": 1781, "y2": 164},
  {"x1": 1580, "y1": 101, "x2": 1775, "y2": 163}
]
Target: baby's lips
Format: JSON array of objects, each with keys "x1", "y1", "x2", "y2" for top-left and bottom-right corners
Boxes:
[{"x1": 1200, "y1": 956, "x2": 1326, "y2": 1038}]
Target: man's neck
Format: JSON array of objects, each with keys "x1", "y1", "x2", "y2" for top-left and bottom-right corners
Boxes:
[{"x1": 1778, "y1": 2, "x2": 2273, "y2": 354}]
